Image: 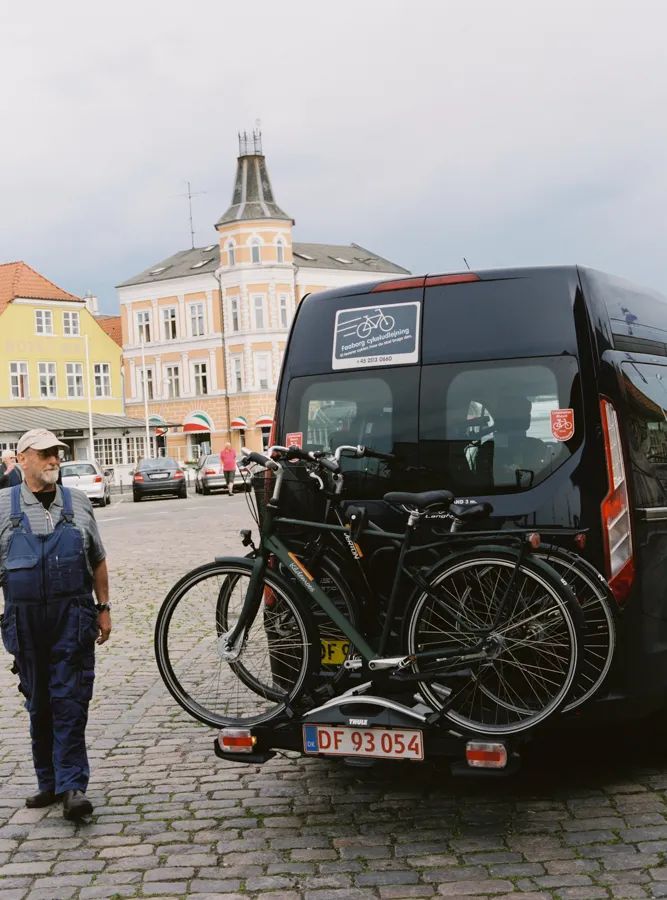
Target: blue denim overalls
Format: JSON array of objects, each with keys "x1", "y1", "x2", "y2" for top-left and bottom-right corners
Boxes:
[{"x1": 0, "y1": 485, "x2": 98, "y2": 794}]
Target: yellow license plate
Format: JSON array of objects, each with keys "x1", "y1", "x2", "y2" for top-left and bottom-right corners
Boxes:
[{"x1": 320, "y1": 639, "x2": 348, "y2": 665}]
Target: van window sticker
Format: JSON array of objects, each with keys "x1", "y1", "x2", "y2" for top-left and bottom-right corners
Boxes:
[
  {"x1": 550, "y1": 409, "x2": 575, "y2": 442},
  {"x1": 332, "y1": 301, "x2": 420, "y2": 371}
]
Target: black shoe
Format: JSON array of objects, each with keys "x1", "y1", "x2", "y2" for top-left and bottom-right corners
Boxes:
[
  {"x1": 25, "y1": 789, "x2": 57, "y2": 809},
  {"x1": 62, "y1": 790, "x2": 93, "y2": 820}
]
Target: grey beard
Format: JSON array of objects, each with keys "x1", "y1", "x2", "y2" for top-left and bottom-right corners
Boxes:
[{"x1": 40, "y1": 469, "x2": 59, "y2": 486}]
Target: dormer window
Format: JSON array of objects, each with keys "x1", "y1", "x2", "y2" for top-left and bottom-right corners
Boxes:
[{"x1": 250, "y1": 238, "x2": 261, "y2": 265}]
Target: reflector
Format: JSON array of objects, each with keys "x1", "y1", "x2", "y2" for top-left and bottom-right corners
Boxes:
[{"x1": 466, "y1": 741, "x2": 508, "y2": 769}]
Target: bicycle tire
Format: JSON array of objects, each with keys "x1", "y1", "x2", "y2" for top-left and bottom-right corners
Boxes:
[
  {"x1": 403, "y1": 547, "x2": 582, "y2": 735},
  {"x1": 155, "y1": 559, "x2": 319, "y2": 728},
  {"x1": 536, "y1": 545, "x2": 616, "y2": 713}
]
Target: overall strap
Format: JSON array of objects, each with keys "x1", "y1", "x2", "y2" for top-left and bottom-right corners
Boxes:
[
  {"x1": 60, "y1": 486, "x2": 75, "y2": 523},
  {"x1": 9, "y1": 484, "x2": 27, "y2": 530}
]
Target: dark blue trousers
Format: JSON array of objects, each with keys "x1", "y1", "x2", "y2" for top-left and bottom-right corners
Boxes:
[{"x1": 2, "y1": 596, "x2": 97, "y2": 794}]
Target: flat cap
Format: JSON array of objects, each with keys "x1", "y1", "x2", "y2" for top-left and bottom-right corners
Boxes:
[{"x1": 17, "y1": 428, "x2": 68, "y2": 454}]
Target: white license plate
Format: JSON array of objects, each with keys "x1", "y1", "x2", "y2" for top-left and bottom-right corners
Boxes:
[
  {"x1": 303, "y1": 724, "x2": 423, "y2": 761},
  {"x1": 150, "y1": 473, "x2": 169, "y2": 479}
]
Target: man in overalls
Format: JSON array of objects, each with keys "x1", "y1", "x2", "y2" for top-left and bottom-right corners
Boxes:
[{"x1": 0, "y1": 429, "x2": 111, "y2": 820}]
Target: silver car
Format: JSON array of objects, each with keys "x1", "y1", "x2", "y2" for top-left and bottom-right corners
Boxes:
[
  {"x1": 60, "y1": 460, "x2": 112, "y2": 507},
  {"x1": 194, "y1": 454, "x2": 250, "y2": 495}
]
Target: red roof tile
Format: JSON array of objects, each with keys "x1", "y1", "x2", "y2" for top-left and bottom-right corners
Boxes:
[
  {"x1": 0, "y1": 261, "x2": 82, "y2": 316},
  {"x1": 96, "y1": 315, "x2": 123, "y2": 347}
]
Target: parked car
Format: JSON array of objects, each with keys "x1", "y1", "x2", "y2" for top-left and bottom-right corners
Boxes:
[
  {"x1": 194, "y1": 453, "x2": 251, "y2": 494},
  {"x1": 60, "y1": 460, "x2": 111, "y2": 507},
  {"x1": 132, "y1": 457, "x2": 187, "y2": 502}
]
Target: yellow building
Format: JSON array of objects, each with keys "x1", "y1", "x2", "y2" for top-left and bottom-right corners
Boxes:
[
  {"x1": 118, "y1": 131, "x2": 409, "y2": 460},
  {"x1": 0, "y1": 261, "x2": 148, "y2": 467}
]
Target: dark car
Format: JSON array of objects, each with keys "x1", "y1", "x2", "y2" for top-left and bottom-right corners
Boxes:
[{"x1": 132, "y1": 457, "x2": 187, "y2": 502}]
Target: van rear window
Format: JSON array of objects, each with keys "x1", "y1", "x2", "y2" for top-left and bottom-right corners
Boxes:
[{"x1": 420, "y1": 356, "x2": 582, "y2": 493}]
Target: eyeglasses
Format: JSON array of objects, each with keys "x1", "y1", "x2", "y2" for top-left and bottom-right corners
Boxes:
[{"x1": 33, "y1": 448, "x2": 61, "y2": 460}]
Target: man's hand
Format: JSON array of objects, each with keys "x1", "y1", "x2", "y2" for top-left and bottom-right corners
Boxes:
[{"x1": 97, "y1": 610, "x2": 112, "y2": 645}]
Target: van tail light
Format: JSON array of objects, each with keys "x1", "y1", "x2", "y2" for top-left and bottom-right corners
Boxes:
[
  {"x1": 204, "y1": 468, "x2": 216, "y2": 475},
  {"x1": 600, "y1": 398, "x2": 634, "y2": 603},
  {"x1": 93, "y1": 475, "x2": 103, "y2": 483},
  {"x1": 372, "y1": 276, "x2": 426, "y2": 293},
  {"x1": 133, "y1": 473, "x2": 144, "y2": 482},
  {"x1": 425, "y1": 273, "x2": 481, "y2": 286},
  {"x1": 174, "y1": 470, "x2": 184, "y2": 480}
]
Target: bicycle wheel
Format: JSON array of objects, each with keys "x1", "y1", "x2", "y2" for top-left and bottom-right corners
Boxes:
[
  {"x1": 404, "y1": 548, "x2": 581, "y2": 735},
  {"x1": 536, "y1": 545, "x2": 616, "y2": 713},
  {"x1": 155, "y1": 559, "x2": 319, "y2": 727}
]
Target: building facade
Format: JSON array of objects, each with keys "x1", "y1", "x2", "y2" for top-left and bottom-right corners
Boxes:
[
  {"x1": 0, "y1": 261, "x2": 149, "y2": 472},
  {"x1": 118, "y1": 131, "x2": 409, "y2": 460}
]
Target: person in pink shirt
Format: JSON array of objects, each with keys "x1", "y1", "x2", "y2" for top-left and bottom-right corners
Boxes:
[{"x1": 219, "y1": 443, "x2": 237, "y2": 496}]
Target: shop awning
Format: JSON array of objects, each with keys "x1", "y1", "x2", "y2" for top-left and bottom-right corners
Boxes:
[
  {"x1": 230, "y1": 415, "x2": 248, "y2": 430},
  {"x1": 183, "y1": 411, "x2": 214, "y2": 433},
  {"x1": 255, "y1": 414, "x2": 274, "y2": 428}
]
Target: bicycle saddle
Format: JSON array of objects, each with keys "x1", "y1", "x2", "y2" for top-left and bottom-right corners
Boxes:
[
  {"x1": 449, "y1": 501, "x2": 493, "y2": 521},
  {"x1": 383, "y1": 489, "x2": 454, "y2": 510}
]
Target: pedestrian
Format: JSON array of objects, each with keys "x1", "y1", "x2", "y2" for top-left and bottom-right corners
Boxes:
[
  {"x1": 0, "y1": 429, "x2": 111, "y2": 820},
  {"x1": 219, "y1": 442, "x2": 237, "y2": 496},
  {"x1": 0, "y1": 449, "x2": 22, "y2": 489}
]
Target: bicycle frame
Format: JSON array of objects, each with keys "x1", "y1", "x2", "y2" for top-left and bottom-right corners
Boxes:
[{"x1": 223, "y1": 469, "x2": 537, "y2": 672}]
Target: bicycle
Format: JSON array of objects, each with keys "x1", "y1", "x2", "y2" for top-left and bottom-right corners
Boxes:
[
  {"x1": 155, "y1": 446, "x2": 585, "y2": 736},
  {"x1": 246, "y1": 445, "x2": 615, "y2": 716}
]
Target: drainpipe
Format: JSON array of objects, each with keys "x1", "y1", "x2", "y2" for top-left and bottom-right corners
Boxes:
[{"x1": 215, "y1": 272, "x2": 232, "y2": 440}]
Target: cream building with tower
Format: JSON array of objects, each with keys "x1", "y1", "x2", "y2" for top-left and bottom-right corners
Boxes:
[{"x1": 118, "y1": 131, "x2": 408, "y2": 460}]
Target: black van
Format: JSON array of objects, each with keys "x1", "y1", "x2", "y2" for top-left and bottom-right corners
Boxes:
[{"x1": 275, "y1": 265, "x2": 667, "y2": 724}]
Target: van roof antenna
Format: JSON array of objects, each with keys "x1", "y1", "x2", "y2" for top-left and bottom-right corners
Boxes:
[{"x1": 463, "y1": 257, "x2": 471, "y2": 270}]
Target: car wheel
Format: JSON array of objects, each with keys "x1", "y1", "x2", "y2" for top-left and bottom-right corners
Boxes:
[
  {"x1": 202, "y1": 484, "x2": 210, "y2": 495},
  {"x1": 133, "y1": 492, "x2": 141, "y2": 503},
  {"x1": 179, "y1": 488, "x2": 187, "y2": 499},
  {"x1": 105, "y1": 491, "x2": 111, "y2": 506}
]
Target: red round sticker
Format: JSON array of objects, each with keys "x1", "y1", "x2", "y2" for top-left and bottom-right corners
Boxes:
[{"x1": 550, "y1": 409, "x2": 574, "y2": 442}]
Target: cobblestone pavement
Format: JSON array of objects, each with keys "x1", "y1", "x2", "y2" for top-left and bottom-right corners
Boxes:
[{"x1": 2, "y1": 491, "x2": 667, "y2": 899}]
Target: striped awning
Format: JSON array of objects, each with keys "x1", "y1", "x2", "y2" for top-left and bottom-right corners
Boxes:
[
  {"x1": 255, "y1": 414, "x2": 273, "y2": 428},
  {"x1": 183, "y1": 410, "x2": 214, "y2": 433},
  {"x1": 148, "y1": 414, "x2": 167, "y2": 427},
  {"x1": 230, "y1": 415, "x2": 248, "y2": 430}
]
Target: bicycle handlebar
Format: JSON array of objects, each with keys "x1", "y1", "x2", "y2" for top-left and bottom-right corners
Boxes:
[
  {"x1": 334, "y1": 444, "x2": 395, "y2": 463},
  {"x1": 240, "y1": 448, "x2": 280, "y2": 471}
]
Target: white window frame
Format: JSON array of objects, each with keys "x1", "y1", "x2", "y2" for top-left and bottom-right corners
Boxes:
[
  {"x1": 9, "y1": 361, "x2": 29, "y2": 400},
  {"x1": 63, "y1": 311, "x2": 80, "y2": 336},
  {"x1": 66, "y1": 362, "x2": 84, "y2": 398},
  {"x1": 138, "y1": 366, "x2": 154, "y2": 401},
  {"x1": 190, "y1": 302, "x2": 205, "y2": 337},
  {"x1": 226, "y1": 241, "x2": 236, "y2": 267},
  {"x1": 278, "y1": 294, "x2": 289, "y2": 329},
  {"x1": 94, "y1": 362, "x2": 112, "y2": 398},
  {"x1": 252, "y1": 295, "x2": 266, "y2": 330},
  {"x1": 162, "y1": 306, "x2": 178, "y2": 341},
  {"x1": 231, "y1": 356, "x2": 243, "y2": 393},
  {"x1": 254, "y1": 351, "x2": 271, "y2": 391},
  {"x1": 250, "y1": 237, "x2": 261, "y2": 264},
  {"x1": 193, "y1": 361, "x2": 208, "y2": 395},
  {"x1": 165, "y1": 365, "x2": 180, "y2": 399},
  {"x1": 276, "y1": 238, "x2": 285, "y2": 264},
  {"x1": 35, "y1": 309, "x2": 54, "y2": 336},
  {"x1": 137, "y1": 310, "x2": 152, "y2": 343},
  {"x1": 229, "y1": 297, "x2": 240, "y2": 332},
  {"x1": 38, "y1": 361, "x2": 57, "y2": 398}
]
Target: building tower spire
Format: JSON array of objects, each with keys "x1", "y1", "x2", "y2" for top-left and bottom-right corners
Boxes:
[{"x1": 215, "y1": 129, "x2": 293, "y2": 226}]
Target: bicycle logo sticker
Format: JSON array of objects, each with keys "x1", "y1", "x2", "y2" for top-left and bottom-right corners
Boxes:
[
  {"x1": 332, "y1": 301, "x2": 420, "y2": 370},
  {"x1": 550, "y1": 408, "x2": 575, "y2": 442}
]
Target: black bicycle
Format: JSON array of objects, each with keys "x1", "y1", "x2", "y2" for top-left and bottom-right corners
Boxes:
[{"x1": 155, "y1": 445, "x2": 587, "y2": 736}]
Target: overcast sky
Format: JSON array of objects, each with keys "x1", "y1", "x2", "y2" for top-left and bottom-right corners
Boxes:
[{"x1": 1, "y1": 0, "x2": 666, "y2": 313}]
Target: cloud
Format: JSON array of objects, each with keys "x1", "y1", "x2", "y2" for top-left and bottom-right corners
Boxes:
[{"x1": 1, "y1": 0, "x2": 666, "y2": 309}]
